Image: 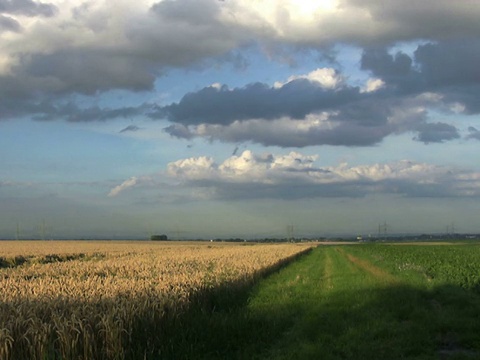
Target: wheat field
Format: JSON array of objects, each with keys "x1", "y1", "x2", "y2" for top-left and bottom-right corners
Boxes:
[{"x1": 0, "y1": 241, "x2": 314, "y2": 359}]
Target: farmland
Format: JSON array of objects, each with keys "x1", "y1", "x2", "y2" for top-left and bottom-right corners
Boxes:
[
  {"x1": 1, "y1": 241, "x2": 480, "y2": 359},
  {"x1": 221, "y1": 243, "x2": 480, "y2": 359},
  {"x1": 0, "y1": 241, "x2": 314, "y2": 359}
]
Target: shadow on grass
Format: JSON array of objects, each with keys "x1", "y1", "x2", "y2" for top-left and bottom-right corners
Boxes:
[{"x1": 163, "y1": 283, "x2": 480, "y2": 360}]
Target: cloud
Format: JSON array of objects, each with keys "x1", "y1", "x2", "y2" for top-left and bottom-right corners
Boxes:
[
  {"x1": 119, "y1": 125, "x2": 141, "y2": 133},
  {"x1": 361, "y1": 40, "x2": 480, "y2": 113},
  {"x1": 273, "y1": 67, "x2": 344, "y2": 89},
  {"x1": 4, "y1": 37, "x2": 473, "y2": 149},
  {"x1": 163, "y1": 124, "x2": 194, "y2": 140},
  {"x1": 0, "y1": 14, "x2": 21, "y2": 32},
  {"x1": 160, "y1": 79, "x2": 432, "y2": 147},
  {"x1": 164, "y1": 150, "x2": 480, "y2": 200},
  {"x1": 224, "y1": 0, "x2": 480, "y2": 47},
  {"x1": 1, "y1": 0, "x2": 479, "y2": 154},
  {"x1": 108, "y1": 177, "x2": 139, "y2": 197},
  {"x1": 467, "y1": 126, "x2": 480, "y2": 141},
  {"x1": 153, "y1": 75, "x2": 361, "y2": 125},
  {"x1": 107, "y1": 175, "x2": 164, "y2": 197},
  {"x1": 0, "y1": 0, "x2": 58, "y2": 17},
  {"x1": 361, "y1": 78, "x2": 385, "y2": 93},
  {"x1": 414, "y1": 122, "x2": 460, "y2": 144},
  {"x1": 414, "y1": 41, "x2": 480, "y2": 89},
  {"x1": 32, "y1": 103, "x2": 149, "y2": 122},
  {"x1": 155, "y1": 39, "x2": 480, "y2": 147},
  {"x1": 165, "y1": 114, "x2": 391, "y2": 147},
  {"x1": 0, "y1": 0, "x2": 249, "y2": 120},
  {"x1": 0, "y1": 180, "x2": 32, "y2": 188},
  {"x1": 361, "y1": 47, "x2": 416, "y2": 89}
]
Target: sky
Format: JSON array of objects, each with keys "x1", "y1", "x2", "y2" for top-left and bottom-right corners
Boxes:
[{"x1": 1, "y1": 0, "x2": 480, "y2": 239}]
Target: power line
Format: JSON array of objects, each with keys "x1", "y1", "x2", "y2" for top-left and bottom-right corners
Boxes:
[
  {"x1": 15, "y1": 221, "x2": 20, "y2": 240},
  {"x1": 446, "y1": 222, "x2": 456, "y2": 238},
  {"x1": 378, "y1": 221, "x2": 390, "y2": 240},
  {"x1": 286, "y1": 225, "x2": 294, "y2": 242}
]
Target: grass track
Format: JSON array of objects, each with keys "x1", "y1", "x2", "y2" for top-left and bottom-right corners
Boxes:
[
  {"x1": 183, "y1": 245, "x2": 480, "y2": 360},
  {"x1": 249, "y1": 246, "x2": 434, "y2": 359}
]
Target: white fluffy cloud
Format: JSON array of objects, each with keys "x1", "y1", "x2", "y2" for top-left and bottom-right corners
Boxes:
[
  {"x1": 164, "y1": 150, "x2": 480, "y2": 200},
  {"x1": 222, "y1": 0, "x2": 480, "y2": 45},
  {"x1": 107, "y1": 175, "x2": 160, "y2": 198},
  {"x1": 274, "y1": 68, "x2": 344, "y2": 89},
  {"x1": 361, "y1": 78, "x2": 385, "y2": 93},
  {"x1": 173, "y1": 150, "x2": 318, "y2": 183},
  {"x1": 108, "y1": 177, "x2": 140, "y2": 197}
]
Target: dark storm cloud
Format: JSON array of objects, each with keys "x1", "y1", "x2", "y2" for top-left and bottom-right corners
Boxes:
[
  {"x1": 152, "y1": 80, "x2": 362, "y2": 125},
  {"x1": 156, "y1": 75, "x2": 438, "y2": 147},
  {"x1": 0, "y1": 0, "x2": 242, "y2": 102},
  {"x1": 299, "y1": 123, "x2": 390, "y2": 147},
  {"x1": 0, "y1": 14, "x2": 21, "y2": 32},
  {"x1": 119, "y1": 125, "x2": 141, "y2": 133},
  {"x1": 414, "y1": 122, "x2": 460, "y2": 144},
  {"x1": 360, "y1": 48, "x2": 418, "y2": 93},
  {"x1": 331, "y1": 96, "x2": 396, "y2": 126},
  {"x1": 9, "y1": 38, "x2": 474, "y2": 149},
  {"x1": 444, "y1": 86, "x2": 480, "y2": 115},
  {"x1": 306, "y1": 125, "x2": 387, "y2": 147},
  {"x1": 0, "y1": 0, "x2": 57, "y2": 17},
  {"x1": 467, "y1": 127, "x2": 480, "y2": 141},
  {"x1": 0, "y1": 50, "x2": 154, "y2": 121},
  {"x1": 165, "y1": 120, "x2": 391, "y2": 147},
  {"x1": 26, "y1": 50, "x2": 157, "y2": 94},
  {"x1": 150, "y1": 0, "x2": 220, "y2": 25},
  {"x1": 0, "y1": 89, "x2": 58, "y2": 120},
  {"x1": 0, "y1": 0, "x2": 250, "y2": 122},
  {"x1": 361, "y1": 39, "x2": 480, "y2": 129},
  {"x1": 414, "y1": 41, "x2": 480, "y2": 88},
  {"x1": 361, "y1": 48, "x2": 413, "y2": 79},
  {"x1": 361, "y1": 40, "x2": 480, "y2": 111},
  {"x1": 126, "y1": 0, "x2": 247, "y2": 69},
  {"x1": 163, "y1": 124, "x2": 194, "y2": 139},
  {"x1": 154, "y1": 38, "x2": 480, "y2": 147},
  {"x1": 2, "y1": 0, "x2": 480, "y2": 150},
  {"x1": 343, "y1": 0, "x2": 480, "y2": 44}
]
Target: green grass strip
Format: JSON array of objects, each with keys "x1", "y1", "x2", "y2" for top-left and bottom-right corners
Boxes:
[
  {"x1": 245, "y1": 246, "x2": 436, "y2": 360},
  {"x1": 170, "y1": 245, "x2": 480, "y2": 360}
]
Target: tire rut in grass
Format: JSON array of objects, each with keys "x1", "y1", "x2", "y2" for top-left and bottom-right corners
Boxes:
[
  {"x1": 242, "y1": 246, "x2": 480, "y2": 360},
  {"x1": 323, "y1": 249, "x2": 334, "y2": 290},
  {"x1": 337, "y1": 247, "x2": 400, "y2": 285}
]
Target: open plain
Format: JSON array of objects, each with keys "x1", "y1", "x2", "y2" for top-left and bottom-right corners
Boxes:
[{"x1": 1, "y1": 241, "x2": 480, "y2": 359}]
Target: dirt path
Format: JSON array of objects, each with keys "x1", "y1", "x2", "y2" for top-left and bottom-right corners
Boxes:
[
  {"x1": 336, "y1": 247, "x2": 400, "y2": 285},
  {"x1": 322, "y1": 249, "x2": 334, "y2": 290}
]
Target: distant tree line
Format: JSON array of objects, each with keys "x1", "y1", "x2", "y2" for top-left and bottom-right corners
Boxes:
[{"x1": 150, "y1": 234, "x2": 168, "y2": 241}]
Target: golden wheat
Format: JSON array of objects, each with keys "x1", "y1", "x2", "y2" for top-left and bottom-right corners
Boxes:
[{"x1": 0, "y1": 241, "x2": 314, "y2": 359}]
